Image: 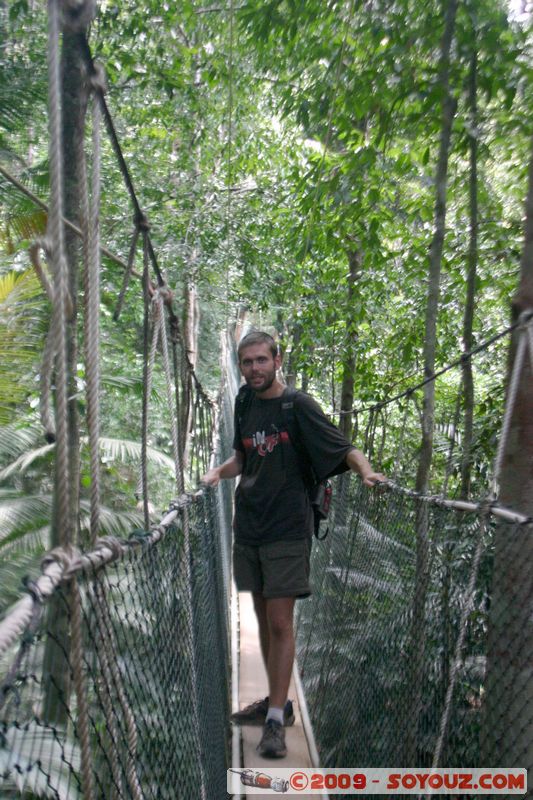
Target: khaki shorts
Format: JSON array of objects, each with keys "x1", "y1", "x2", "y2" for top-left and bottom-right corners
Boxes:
[{"x1": 233, "y1": 538, "x2": 312, "y2": 599}]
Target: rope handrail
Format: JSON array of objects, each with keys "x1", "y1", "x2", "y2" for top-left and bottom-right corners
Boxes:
[
  {"x1": 0, "y1": 487, "x2": 206, "y2": 661},
  {"x1": 331, "y1": 311, "x2": 533, "y2": 417},
  {"x1": 76, "y1": 32, "x2": 217, "y2": 405},
  {"x1": 383, "y1": 479, "x2": 532, "y2": 526},
  {"x1": 76, "y1": 33, "x2": 166, "y2": 289}
]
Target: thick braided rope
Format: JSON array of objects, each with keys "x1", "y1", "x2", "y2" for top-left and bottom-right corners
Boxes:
[
  {"x1": 154, "y1": 289, "x2": 183, "y2": 492},
  {"x1": 0, "y1": 603, "x2": 42, "y2": 714},
  {"x1": 86, "y1": 73, "x2": 104, "y2": 544},
  {"x1": 385, "y1": 481, "x2": 530, "y2": 525},
  {"x1": 69, "y1": 575, "x2": 96, "y2": 800},
  {"x1": 0, "y1": 563, "x2": 63, "y2": 657},
  {"x1": 47, "y1": 0, "x2": 71, "y2": 543},
  {"x1": 0, "y1": 500, "x2": 204, "y2": 660},
  {"x1": 40, "y1": 311, "x2": 58, "y2": 440}
]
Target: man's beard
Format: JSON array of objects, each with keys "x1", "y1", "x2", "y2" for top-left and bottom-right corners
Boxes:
[{"x1": 246, "y1": 368, "x2": 276, "y2": 393}]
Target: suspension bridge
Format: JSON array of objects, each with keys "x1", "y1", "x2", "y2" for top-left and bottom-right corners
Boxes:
[{"x1": 1, "y1": 1, "x2": 533, "y2": 798}]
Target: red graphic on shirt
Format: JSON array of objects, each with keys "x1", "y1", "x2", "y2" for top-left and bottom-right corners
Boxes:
[{"x1": 242, "y1": 430, "x2": 289, "y2": 456}]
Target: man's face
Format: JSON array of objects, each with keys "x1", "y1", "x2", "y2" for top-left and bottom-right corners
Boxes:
[{"x1": 239, "y1": 343, "x2": 281, "y2": 393}]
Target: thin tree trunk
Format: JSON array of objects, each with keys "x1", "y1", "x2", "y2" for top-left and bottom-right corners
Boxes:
[
  {"x1": 404, "y1": 0, "x2": 458, "y2": 765},
  {"x1": 181, "y1": 279, "x2": 199, "y2": 470},
  {"x1": 285, "y1": 324, "x2": 302, "y2": 389},
  {"x1": 482, "y1": 135, "x2": 533, "y2": 787},
  {"x1": 339, "y1": 249, "x2": 361, "y2": 441},
  {"x1": 460, "y1": 43, "x2": 478, "y2": 500},
  {"x1": 181, "y1": 52, "x2": 202, "y2": 471},
  {"x1": 42, "y1": 27, "x2": 88, "y2": 725},
  {"x1": 184, "y1": 280, "x2": 200, "y2": 370}
]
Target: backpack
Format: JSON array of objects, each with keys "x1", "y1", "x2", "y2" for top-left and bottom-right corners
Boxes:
[{"x1": 236, "y1": 385, "x2": 333, "y2": 539}]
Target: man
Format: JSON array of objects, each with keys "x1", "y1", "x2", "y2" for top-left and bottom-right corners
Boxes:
[{"x1": 202, "y1": 330, "x2": 385, "y2": 758}]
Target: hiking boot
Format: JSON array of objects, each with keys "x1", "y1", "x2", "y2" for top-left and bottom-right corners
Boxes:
[
  {"x1": 257, "y1": 719, "x2": 287, "y2": 758},
  {"x1": 231, "y1": 697, "x2": 295, "y2": 726}
]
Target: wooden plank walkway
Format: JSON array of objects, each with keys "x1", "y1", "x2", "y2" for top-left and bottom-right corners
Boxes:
[{"x1": 230, "y1": 591, "x2": 323, "y2": 799}]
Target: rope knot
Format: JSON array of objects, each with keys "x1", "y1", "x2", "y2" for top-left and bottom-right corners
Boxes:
[
  {"x1": 171, "y1": 494, "x2": 192, "y2": 512},
  {"x1": 155, "y1": 284, "x2": 174, "y2": 306},
  {"x1": 169, "y1": 316, "x2": 180, "y2": 343},
  {"x1": 41, "y1": 546, "x2": 83, "y2": 580},
  {"x1": 60, "y1": 0, "x2": 96, "y2": 31},
  {"x1": 479, "y1": 495, "x2": 496, "y2": 518},
  {"x1": 89, "y1": 62, "x2": 107, "y2": 95},
  {"x1": 94, "y1": 535, "x2": 125, "y2": 562},
  {"x1": 135, "y1": 212, "x2": 150, "y2": 233},
  {"x1": 517, "y1": 308, "x2": 533, "y2": 328},
  {"x1": 22, "y1": 576, "x2": 45, "y2": 605}
]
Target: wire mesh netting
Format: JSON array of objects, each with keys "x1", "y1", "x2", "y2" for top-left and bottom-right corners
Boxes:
[
  {"x1": 0, "y1": 376, "x2": 237, "y2": 800},
  {"x1": 296, "y1": 475, "x2": 533, "y2": 786}
]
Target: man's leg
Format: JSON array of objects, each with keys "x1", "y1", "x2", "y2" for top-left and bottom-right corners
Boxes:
[
  {"x1": 254, "y1": 596, "x2": 295, "y2": 758},
  {"x1": 265, "y1": 596, "x2": 295, "y2": 709},
  {"x1": 252, "y1": 591, "x2": 270, "y2": 669}
]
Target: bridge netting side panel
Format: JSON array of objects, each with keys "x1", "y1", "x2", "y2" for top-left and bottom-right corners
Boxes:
[
  {"x1": 0, "y1": 376, "x2": 237, "y2": 800},
  {"x1": 296, "y1": 476, "x2": 527, "y2": 775}
]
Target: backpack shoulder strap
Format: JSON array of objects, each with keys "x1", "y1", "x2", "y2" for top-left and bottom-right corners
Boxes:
[
  {"x1": 280, "y1": 387, "x2": 297, "y2": 428},
  {"x1": 280, "y1": 389, "x2": 317, "y2": 487},
  {"x1": 236, "y1": 384, "x2": 253, "y2": 425}
]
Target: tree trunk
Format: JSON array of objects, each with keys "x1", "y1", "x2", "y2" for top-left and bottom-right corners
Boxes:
[
  {"x1": 181, "y1": 278, "x2": 199, "y2": 470},
  {"x1": 482, "y1": 135, "x2": 533, "y2": 787},
  {"x1": 404, "y1": 0, "x2": 458, "y2": 765},
  {"x1": 339, "y1": 249, "x2": 361, "y2": 442},
  {"x1": 184, "y1": 279, "x2": 200, "y2": 370},
  {"x1": 180, "y1": 50, "x2": 203, "y2": 472},
  {"x1": 42, "y1": 26, "x2": 89, "y2": 724},
  {"x1": 460, "y1": 43, "x2": 478, "y2": 500},
  {"x1": 285, "y1": 324, "x2": 302, "y2": 388}
]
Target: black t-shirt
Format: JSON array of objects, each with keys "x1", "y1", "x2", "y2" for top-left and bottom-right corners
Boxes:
[{"x1": 232, "y1": 388, "x2": 355, "y2": 545}]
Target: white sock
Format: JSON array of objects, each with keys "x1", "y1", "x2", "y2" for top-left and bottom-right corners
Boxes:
[{"x1": 266, "y1": 706, "x2": 284, "y2": 725}]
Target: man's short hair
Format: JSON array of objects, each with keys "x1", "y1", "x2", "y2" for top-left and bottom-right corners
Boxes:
[{"x1": 237, "y1": 330, "x2": 278, "y2": 361}]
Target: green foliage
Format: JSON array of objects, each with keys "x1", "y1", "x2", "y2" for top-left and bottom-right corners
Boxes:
[
  {"x1": 0, "y1": 0, "x2": 530, "y2": 599},
  {"x1": 0, "y1": 269, "x2": 48, "y2": 424}
]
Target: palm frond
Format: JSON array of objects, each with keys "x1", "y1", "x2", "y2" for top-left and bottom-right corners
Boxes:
[
  {"x1": 0, "y1": 267, "x2": 44, "y2": 307},
  {"x1": 0, "y1": 721, "x2": 81, "y2": 800},
  {"x1": 0, "y1": 493, "x2": 53, "y2": 548},
  {"x1": 79, "y1": 501, "x2": 144, "y2": 537},
  {"x1": 0, "y1": 492, "x2": 145, "y2": 555},
  {"x1": 1, "y1": 208, "x2": 48, "y2": 254},
  {"x1": 0, "y1": 268, "x2": 48, "y2": 422},
  {"x1": 0, "y1": 435, "x2": 175, "y2": 479},
  {"x1": 0, "y1": 422, "x2": 42, "y2": 463},
  {"x1": 99, "y1": 437, "x2": 176, "y2": 471},
  {"x1": 0, "y1": 544, "x2": 45, "y2": 606},
  {"x1": 0, "y1": 442, "x2": 54, "y2": 482},
  {"x1": 0, "y1": 525, "x2": 48, "y2": 558}
]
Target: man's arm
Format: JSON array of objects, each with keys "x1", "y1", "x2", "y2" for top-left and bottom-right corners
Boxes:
[
  {"x1": 202, "y1": 450, "x2": 244, "y2": 488},
  {"x1": 345, "y1": 448, "x2": 386, "y2": 488}
]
